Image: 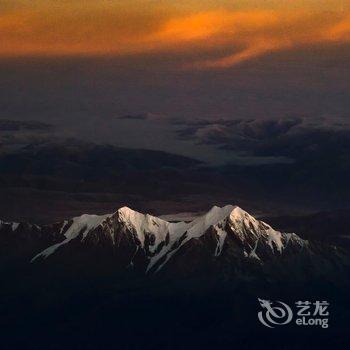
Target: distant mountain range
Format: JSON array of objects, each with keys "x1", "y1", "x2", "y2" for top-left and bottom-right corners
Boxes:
[{"x1": 1, "y1": 205, "x2": 348, "y2": 285}]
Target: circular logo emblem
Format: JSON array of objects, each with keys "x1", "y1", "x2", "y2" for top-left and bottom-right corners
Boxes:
[{"x1": 258, "y1": 298, "x2": 293, "y2": 328}]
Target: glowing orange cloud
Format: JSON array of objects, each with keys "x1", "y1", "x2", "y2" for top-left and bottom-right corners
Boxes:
[
  {"x1": 324, "y1": 13, "x2": 350, "y2": 41},
  {"x1": 0, "y1": 3, "x2": 349, "y2": 68},
  {"x1": 184, "y1": 10, "x2": 350, "y2": 69}
]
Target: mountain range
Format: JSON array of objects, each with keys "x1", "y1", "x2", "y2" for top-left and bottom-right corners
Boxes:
[
  {"x1": 1, "y1": 205, "x2": 348, "y2": 286},
  {"x1": 1, "y1": 204, "x2": 350, "y2": 349}
]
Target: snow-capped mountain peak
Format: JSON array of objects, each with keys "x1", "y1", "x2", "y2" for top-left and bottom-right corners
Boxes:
[
  {"x1": 24, "y1": 205, "x2": 310, "y2": 273},
  {"x1": 31, "y1": 213, "x2": 111, "y2": 261},
  {"x1": 227, "y1": 206, "x2": 285, "y2": 253},
  {"x1": 1, "y1": 205, "x2": 348, "y2": 301},
  {"x1": 117, "y1": 206, "x2": 171, "y2": 248}
]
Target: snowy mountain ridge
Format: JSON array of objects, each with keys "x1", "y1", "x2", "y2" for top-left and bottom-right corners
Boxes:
[{"x1": 28, "y1": 205, "x2": 306, "y2": 273}]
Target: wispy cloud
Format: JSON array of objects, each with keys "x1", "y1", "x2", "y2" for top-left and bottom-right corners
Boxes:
[
  {"x1": 185, "y1": 10, "x2": 350, "y2": 69},
  {"x1": 0, "y1": 2, "x2": 349, "y2": 68}
]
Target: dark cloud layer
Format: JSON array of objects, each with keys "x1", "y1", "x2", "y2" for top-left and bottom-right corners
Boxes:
[
  {"x1": 0, "y1": 119, "x2": 52, "y2": 131},
  {"x1": 174, "y1": 116, "x2": 350, "y2": 164}
]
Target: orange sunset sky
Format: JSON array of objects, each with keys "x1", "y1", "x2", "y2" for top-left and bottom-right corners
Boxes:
[{"x1": 0, "y1": 1, "x2": 350, "y2": 68}]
